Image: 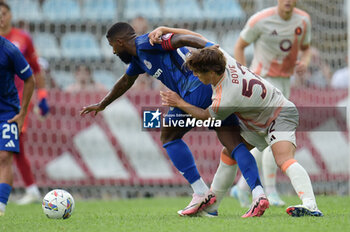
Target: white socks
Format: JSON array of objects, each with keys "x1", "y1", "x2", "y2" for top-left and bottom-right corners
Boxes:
[
  {"x1": 191, "y1": 178, "x2": 209, "y2": 196},
  {"x1": 251, "y1": 147, "x2": 263, "y2": 171},
  {"x1": 252, "y1": 185, "x2": 265, "y2": 200},
  {"x1": 0, "y1": 202, "x2": 6, "y2": 212},
  {"x1": 207, "y1": 160, "x2": 238, "y2": 212},
  {"x1": 262, "y1": 147, "x2": 278, "y2": 195},
  {"x1": 285, "y1": 162, "x2": 317, "y2": 209},
  {"x1": 26, "y1": 184, "x2": 40, "y2": 197}
]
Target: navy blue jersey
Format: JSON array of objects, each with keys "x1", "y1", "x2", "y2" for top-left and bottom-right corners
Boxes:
[
  {"x1": 0, "y1": 36, "x2": 33, "y2": 120},
  {"x1": 126, "y1": 33, "x2": 204, "y2": 97}
]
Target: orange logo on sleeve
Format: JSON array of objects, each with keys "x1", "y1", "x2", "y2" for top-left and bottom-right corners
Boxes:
[{"x1": 295, "y1": 27, "x2": 302, "y2": 35}]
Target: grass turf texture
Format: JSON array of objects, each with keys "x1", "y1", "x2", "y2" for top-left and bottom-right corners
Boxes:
[{"x1": 1, "y1": 195, "x2": 349, "y2": 232}]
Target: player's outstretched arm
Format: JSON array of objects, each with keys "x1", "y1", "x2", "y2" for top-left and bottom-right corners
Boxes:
[
  {"x1": 8, "y1": 75, "x2": 35, "y2": 132},
  {"x1": 160, "y1": 90, "x2": 211, "y2": 120},
  {"x1": 148, "y1": 26, "x2": 208, "y2": 45},
  {"x1": 234, "y1": 37, "x2": 250, "y2": 67},
  {"x1": 295, "y1": 45, "x2": 311, "y2": 77},
  {"x1": 170, "y1": 34, "x2": 212, "y2": 50},
  {"x1": 80, "y1": 73, "x2": 138, "y2": 116}
]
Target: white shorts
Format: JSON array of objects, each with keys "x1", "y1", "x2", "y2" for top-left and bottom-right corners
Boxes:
[
  {"x1": 240, "y1": 101, "x2": 298, "y2": 152},
  {"x1": 265, "y1": 76, "x2": 291, "y2": 99}
]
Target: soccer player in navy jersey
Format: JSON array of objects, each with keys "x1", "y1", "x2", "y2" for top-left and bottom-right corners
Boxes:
[
  {"x1": 0, "y1": 35, "x2": 35, "y2": 216},
  {"x1": 0, "y1": 2, "x2": 50, "y2": 204},
  {"x1": 80, "y1": 22, "x2": 268, "y2": 217}
]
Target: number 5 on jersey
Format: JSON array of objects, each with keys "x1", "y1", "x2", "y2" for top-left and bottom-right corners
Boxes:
[{"x1": 236, "y1": 62, "x2": 267, "y2": 99}]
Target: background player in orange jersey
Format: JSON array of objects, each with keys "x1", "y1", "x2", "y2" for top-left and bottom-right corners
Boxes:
[{"x1": 0, "y1": 2, "x2": 50, "y2": 205}]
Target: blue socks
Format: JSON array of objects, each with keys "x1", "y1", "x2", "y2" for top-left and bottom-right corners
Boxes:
[
  {"x1": 163, "y1": 139, "x2": 200, "y2": 184},
  {"x1": 163, "y1": 139, "x2": 261, "y2": 193},
  {"x1": 0, "y1": 183, "x2": 12, "y2": 205},
  {"x1": 232, "y1": 143, "x2": 262, "y2": 191}
]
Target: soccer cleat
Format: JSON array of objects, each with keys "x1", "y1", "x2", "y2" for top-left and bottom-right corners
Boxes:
[
  {"x1": 177, "y1": 209, "x2": 185, "y2": 216},
  {"x1": 198, "y1": 210, "x2": 218, "y2": 217},
  {"x1": 241, "y1": 195, "x2": 269, "y2": 218},
  {"x1": 179, "y1": 190, "x2": 216, "y2": 216},
  {"x1": 267, "y1": 192, "x2": 285, "y2": 207},
  {"x1": 286, "y1": 205, "x2": 324, "y2": 217},
  {"x1": 230, "y1": 185, "x2": 251, "y2": 208},
  {"x1": 16, "y1": 192, "x2": 41, "y2": 205},
  {"x1": 177, "y1": 209, "x2": 218, "y2": 218}
]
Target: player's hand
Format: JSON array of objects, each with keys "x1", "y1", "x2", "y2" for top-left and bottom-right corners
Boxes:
[
  {"x1": 38, "y1": 98, "x2": 50, "y2": 116},
  {"x1": 160, "y1": 90, "x2": 184, "y2": 107},
  {"x1": 148, "y1": 26, "x2": 166, "y2": 46},
  {"x1": 7, "y1": 113, "x2": 26, "y2": 133},
  {"x1": 37, "y1": 89, "x2": 50, "y2": 117},
  {"x1": 80, "y1": 103, "x2": 105, "y2": 116},
  {"x1": 295, "y1": 60, "x2": 307, "y2": 76}
]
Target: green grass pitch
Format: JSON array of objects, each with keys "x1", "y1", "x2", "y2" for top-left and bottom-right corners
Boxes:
[{"x1": 1, "y1": 195, "x2": 349, "y2": 232}]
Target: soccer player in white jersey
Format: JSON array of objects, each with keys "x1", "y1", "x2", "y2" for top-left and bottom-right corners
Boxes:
[
  {"x1": 160, "y1": 46, "x2": 323, "y2": 217},
  {"x1": 231, "y1": 0, "x2": 312, "y2": 207}
]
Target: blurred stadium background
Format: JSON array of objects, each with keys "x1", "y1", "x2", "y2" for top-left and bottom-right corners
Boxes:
[{"x1": 5, "y1": 0, "x2": 349, "y2": 199}]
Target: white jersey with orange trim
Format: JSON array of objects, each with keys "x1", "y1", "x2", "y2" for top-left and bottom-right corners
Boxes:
[
  {"x1": 240, "y1": 6, "x2": 311, "y2": 78},
  {"x1": 208, "y1": 49, "x2": 288, "y2": 133}
]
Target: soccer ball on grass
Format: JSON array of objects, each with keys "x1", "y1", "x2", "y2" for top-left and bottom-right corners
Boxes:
[{"x1": 42, "y1": 189, "x2": 75, "y2": 219}]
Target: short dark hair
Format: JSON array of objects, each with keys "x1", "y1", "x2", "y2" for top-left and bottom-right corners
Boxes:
[
  {"x1": 0, "y1": 2, "x2": 11, "y2": 11},
  {"x1": 106, "y1": 22, "x2": 136, "y2": 40},
  {"x1": 186, "y1": 47, "x2": 226, "y2": 76}
]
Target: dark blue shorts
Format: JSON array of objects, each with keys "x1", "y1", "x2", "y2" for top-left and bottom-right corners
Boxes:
[{"x1": 0, "y1": 120, "x2": 20, "y2": 153}]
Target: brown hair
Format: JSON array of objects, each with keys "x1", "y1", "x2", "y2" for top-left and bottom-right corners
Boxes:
[
  {"x1": 0, "y1": 2, "x2": 10, "y2": 11},
  {"x1": 185, "y1": 46, "x2": 226, "y2": 76}
]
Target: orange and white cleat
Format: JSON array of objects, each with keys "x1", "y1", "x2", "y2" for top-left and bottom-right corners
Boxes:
[{"x1": 286, "y1": 205, "x2": 323, "y2": 217}]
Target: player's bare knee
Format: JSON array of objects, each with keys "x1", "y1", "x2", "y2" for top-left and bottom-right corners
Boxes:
[
  {"x1": 160, "y1": 131, "x2": 181, "y2": 144},
  {"x1": 160, "y1": 127, "x2": 188, "y2": 144},
  {"x1": 271, "y1": 141, "x2": 295, "y2": 168},
  {"x1": 215, "y1": 128, "x2": 241, "y2": 153},
  {"x1": 276, "y1": 161, "x2": 284, "y2": 170},
  {"x1": 221, "y1": 147, "x2": 229, "y2": 156},
  {"x1": 274, "y1": 153, "x2": 293, "y2": 169},
  {"x1": 160, "y1": 133, "x2": 169, "y2": 144},
  {"x1": 0, "y1": 151, "x2": 13, "y2": 166}
]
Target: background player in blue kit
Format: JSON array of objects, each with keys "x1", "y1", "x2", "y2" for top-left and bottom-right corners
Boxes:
[
  {"x1": 0, "y1": 35, "x2": 35, "y2": 215},
  {"x1": 80, "y1": 22, "x2": 268, "y2": 217}
]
